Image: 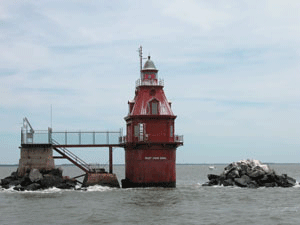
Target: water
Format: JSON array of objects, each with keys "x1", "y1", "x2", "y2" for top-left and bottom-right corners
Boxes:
[{"x1": 1, "y1": 164, "x2": 300, "y2": 225}]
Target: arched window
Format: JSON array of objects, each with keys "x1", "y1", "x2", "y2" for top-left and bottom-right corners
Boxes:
[{"x1": 148, "y1": 99, "x2": 159, "y2": 115}]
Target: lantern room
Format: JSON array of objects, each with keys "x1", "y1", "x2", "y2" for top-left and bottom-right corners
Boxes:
[{"x1": 141, "y1": 56, "x2": 158, "y2": 81}]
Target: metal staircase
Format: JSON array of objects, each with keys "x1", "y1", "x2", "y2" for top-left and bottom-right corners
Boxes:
[{"x1": 52, "y1": 139, "x2": 91, "y2": 173}]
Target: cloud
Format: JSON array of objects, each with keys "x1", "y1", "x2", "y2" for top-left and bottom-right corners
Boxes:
[
  {"x1": 0, "y1": 0, "x2": 300, "y2": 163},
  {"x1": 159, "y1": 0, "x2": 235, "y2": 29}
]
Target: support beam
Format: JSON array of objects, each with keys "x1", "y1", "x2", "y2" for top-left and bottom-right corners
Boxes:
[
  {"x1": 109, "y1": 146, "x2": 113, "y2": 174},
  {"x1": 53, "y1": 156, "x2": 65, "y2": 159},
  {"x1": 72, "y1": 174, "x2": 86, "y2": 179}
]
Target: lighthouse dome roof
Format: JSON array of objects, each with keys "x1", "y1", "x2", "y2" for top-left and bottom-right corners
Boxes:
[{"x1": 143, "y1": 56, "x2": 158, "y2": 71}]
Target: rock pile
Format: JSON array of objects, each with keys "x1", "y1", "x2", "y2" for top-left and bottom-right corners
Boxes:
[
  {"x1": 0, "y1": 168, "x2": 77, "y2": 191},
  {"x1": 202, "y1": 159, "x2": 297, "y2": 188}
]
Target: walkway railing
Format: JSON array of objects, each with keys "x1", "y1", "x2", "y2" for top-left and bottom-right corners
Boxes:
[{"x1": 21, "y1": 128, "x2": 123, "y2": 146}]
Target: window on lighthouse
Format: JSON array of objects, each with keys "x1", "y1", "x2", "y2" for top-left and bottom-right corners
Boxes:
[
  {"x1": 152, "y1": 102, "x2": 158, "y2": 114},
  {"x1": 149, "y1": 99, "x2": 159, "y2": 115},
  {"x1": 144, "y1": 74, "x2": 155, "y2": 80}
]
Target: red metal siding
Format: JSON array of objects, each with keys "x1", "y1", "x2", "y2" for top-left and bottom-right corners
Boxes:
[
  {"x1": 126, "y1": 117, "x2": 175, "y2": 143},
  {"x1": 146, "y1": 120, "x2": 167, "y2": 142},
  {"x1": 125, "y1": 149, "x2": 176, "y2": 184},
  {"x1": 130, "y1": 86, "x2": 174, "y2": 116}
]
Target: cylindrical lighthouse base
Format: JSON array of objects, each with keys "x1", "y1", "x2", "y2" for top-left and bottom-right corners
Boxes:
[{"x1": 122, "y1": 147, "x2": 176, "y2": 188}]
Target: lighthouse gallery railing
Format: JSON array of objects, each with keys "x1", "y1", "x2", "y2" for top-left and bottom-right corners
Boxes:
[
  {"x1": 135, "y1": 79, "x2": 164, "y2": 87},
  {"x1": 119, "y1": 135, "x2": 183, "y2": 144}
]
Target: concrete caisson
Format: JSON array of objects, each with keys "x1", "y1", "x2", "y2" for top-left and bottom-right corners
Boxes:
[{"x1": 18, "y1": 144, "x2": 55, "y2": 176}]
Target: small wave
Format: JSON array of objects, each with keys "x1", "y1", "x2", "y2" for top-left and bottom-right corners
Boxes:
[
  {"x1": 292, "y1": 182, "x2": 300, "y2": 188},
  {"x1": 198, "y1": 183, "x2": 240, "y2": 189},
  {"x1": 80, "y1": 185, "x2": 115, "y2": 192},
  {"x1": 0, "y1": 186, "x2": 16, "y2": 193},
  {"x1": 0, "y1": 184, "x2": 117, "y2": 193},
  {"x1": 281, "y1": 206, "x2": 299, "y2": 212},
  {"x1": 0, "y1": 186, "x2": 63, "y2": 194},
  {"x1": 198, "y1": 181, "x2": 300, "y2": 189},
  {"x1": 22, "y1": 187, "x2": 63, "y2": 194}
]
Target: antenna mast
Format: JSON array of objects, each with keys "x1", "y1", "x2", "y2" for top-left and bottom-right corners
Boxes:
[
  {"x1": 139, "y1": 45, "x2": 143, "y2": 80},
  {"x1": 51, "y1": 104, "x2": 52, "y2": 128}
]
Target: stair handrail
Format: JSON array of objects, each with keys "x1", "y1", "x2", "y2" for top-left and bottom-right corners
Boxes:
[
  {"x1": 51, "y1": 139, "x2": 92, "y2": 172},
  {"x1": 53, "y1": 146, "x2": 91, "y2": 172}
]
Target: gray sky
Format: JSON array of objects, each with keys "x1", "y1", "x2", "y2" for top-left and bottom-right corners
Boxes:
[{"x1": 1, "y1": 0, "x2": 300, "y2": 164}]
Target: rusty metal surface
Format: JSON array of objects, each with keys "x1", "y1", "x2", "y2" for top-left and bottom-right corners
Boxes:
[
  {"x1": 82, "y1": 173, "x2": 120, "y2": 188},
  {"x1": 52, "y1": 144, "x2": 122, "y2": 148}
]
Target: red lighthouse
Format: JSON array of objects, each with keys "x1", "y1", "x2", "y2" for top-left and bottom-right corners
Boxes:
[{"x1": 121, "y1": 47, "x2": 183, "y2": 188}]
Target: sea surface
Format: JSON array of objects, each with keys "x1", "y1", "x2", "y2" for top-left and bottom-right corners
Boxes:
[{"x1": 1, "y1": 164, "x2": 300, "y2": 225}]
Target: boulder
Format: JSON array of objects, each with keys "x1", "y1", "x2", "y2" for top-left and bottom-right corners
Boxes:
[
  {"x1": 1, "y1": 175, "x2": 15, "y2": 185},
  {"x1": 25, "y1": 183, "x2": 41, "y2": 191},
  {"x1": 247, "y1": 181, "x2": 259, "y2": 188},
  {"x1": 29, "y1": 169, "x2": 43, "y2": 182},
  {"x1": 1, "y1": 184, "x2": 9, "y2": 189},
  {"x1": 1, "y1": 178, "x2": 11, "y2": 186},
  {"x1": 248, "y1": 169, "x2": 265, "y2": 179},
  {"x1": 56, "y1": 179, "x2": 77, "y2": 189},
  {"x1": 261, "y1": 174, "x2": 274, "y2": 183},
  {"x1": 8, "y1": 179, "x2": 22, "y2": 187},
  {"x1": 218, "y1": 174, "x2": 226, "y2": 185},
  {"x1": 209, "y1": 179, "x2": 219, "y2": 185},
  {"x1": 10, "y1": 171, "x2": 19, "y2": 179},
  {"x1": 264, "y1": 182, "x2": 277, "y2": 187},
  {"x1": 285, "y1": 175, "x2": 296, "y2": 186},
  {"x1": 226, "y1": 169, "x2": 240, "y2": 179},
  {"x1": 48, "y1": 168, "x2": 63, "y2": 177},
  {"x1": 260, "y1": 164, "x2": 271, "y2": 173},
  {"x1": 223, "y1": 179, "x2": 234, "y2": 186},
  {"x1": 13, "y1": 185, "x2": 25, "y2": 191},
  {"x1": 234, "y1": 175, "x2": 252, "y2": 187},
  {"x1": 20, "y1": 177, "x2": 32, "y2": 187},
  {"x1": 40, "y1": 174, "x2": 63, "y2": 189},
  {"x1": 207, "y1": 174, "x2": 220, "y2": 181}
]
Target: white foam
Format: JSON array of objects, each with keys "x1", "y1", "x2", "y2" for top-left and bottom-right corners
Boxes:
[
  {"x1": 0, "y1": 186, "x2": 63, "y2": 194},
  {"x1": 292, "y1": 182, "x2": 300, "y2": 188},
  {"x1": 83, "y1": 185, "x2": 114, "y2": 192},
  {"x1": 0, "y1": 184, "x2": 117, "y2": 193},
  {"x1": 0, "y1": 186, "x2": 16, "y2": 193},
  {"x1": 23, "y1": 187, "x2": 63, "y2": 194}
]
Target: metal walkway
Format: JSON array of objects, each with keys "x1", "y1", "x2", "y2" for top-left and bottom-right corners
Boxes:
[
  {"x1": 21, "y1": 117, "x2": 121, "y2": 174},
  {"x1": 21, "y1": 127, "x2": 123, "y2": 147}
]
